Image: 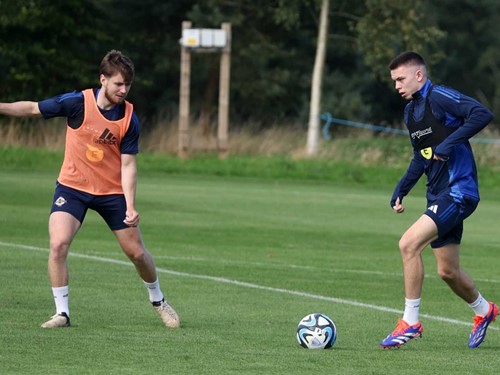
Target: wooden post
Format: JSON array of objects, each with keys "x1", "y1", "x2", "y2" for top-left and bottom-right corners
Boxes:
[
  {"x1": 178, "y1": 21, "x2": 231, "y2": 158},
  {"x1": 217, "y1": 23, "x2": 231, "y2": 159},
  {"x1": 178, "y1": 20, "x2": 192, "y2": 158}
]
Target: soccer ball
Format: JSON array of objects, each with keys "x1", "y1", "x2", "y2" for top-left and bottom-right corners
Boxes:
[{"x1": 296, "y1": 313, "x2": 337, "y2": 349}]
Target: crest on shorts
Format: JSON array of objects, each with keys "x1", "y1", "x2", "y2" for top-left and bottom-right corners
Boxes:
[{"x1": 54, "y1": 196, "x2": 67, "y2": 207}]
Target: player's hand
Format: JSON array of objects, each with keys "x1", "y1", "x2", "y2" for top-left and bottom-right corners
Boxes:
[
  {"x1": 123, "y1": 210, "x2": 140, "y2": 227},
  {"x1": 392, "y1": 197, "x2": 405, "y2": 213}
]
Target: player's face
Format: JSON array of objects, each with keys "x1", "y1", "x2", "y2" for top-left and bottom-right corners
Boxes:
[
  {"x1": 390, "y1": 64, "x2": 424, "y2": 100},
  {"x1": 101, "y1": 73, "x2": 132, "y2": 105}
]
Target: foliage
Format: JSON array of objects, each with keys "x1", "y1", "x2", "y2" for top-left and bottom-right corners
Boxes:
[
  {"x1": 95, "y1": 0, "x2": 197, "y2": 120},
  {"x1": 0, "y1": 0, "x2": 108, "y2": 100},
  {"x1": 356, "y1": 0, "x2": 446, "y2": 83},
  {"x1": 429, "y1": 0, "x2": 500, "y2": 118},
  {"x1": 187, "y1": 0, "x2": 321, "y2": 123},
  {"x1": 0, "y1": 0, "x2": 498, "y2": 128}
]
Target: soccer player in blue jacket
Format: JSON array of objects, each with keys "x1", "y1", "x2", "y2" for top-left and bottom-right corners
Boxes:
[{"x1": 380, "y1": 51, "x2": 497, "y2": 349}]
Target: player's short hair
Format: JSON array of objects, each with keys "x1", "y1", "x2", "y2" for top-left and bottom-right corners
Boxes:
[
  {"x1": 389, "y1": 51, "x2": 426, "y2": 70},
  {"x1": 100, "y1": 50, "x2": 135, "y2": 83}
]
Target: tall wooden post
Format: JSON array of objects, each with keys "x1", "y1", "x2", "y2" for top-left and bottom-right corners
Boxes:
[
  {"x1": 178, "y1": 20, "x2": 192, "y2": 158},
  {"x1": 178, "y1": 22, "x2": 231, "y2": 158},
  {"x1": 217, "y1": 23, "x2": 231, "y2": 159}
]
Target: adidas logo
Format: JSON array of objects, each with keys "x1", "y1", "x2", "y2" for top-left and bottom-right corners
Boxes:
[
  {"x1": 427, "y1": 205, "x2": 438, "y2": 214},
  {"x1": 95, "y1": 128, "x2": 117, "y2": 145}
]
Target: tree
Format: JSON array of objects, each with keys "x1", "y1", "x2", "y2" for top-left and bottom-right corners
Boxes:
[
  {"x1": 0, "y1": 0, "x2": 497, "y2": 133},
  {"x1": 0, "y1": 0, "x2": 108, "y2": 101},
  {"x1": 186, "y1": 0, "x2": 320, "y2": 126},
  {"x1": 356, "y1": 0, "x2": 445, "y2": 83},
  {"x1": 429, "y1": 0, "x2": 500, "y2": 119},
  {"x1": 97, "y1": 0, "x2": 197, "y2": 123}
]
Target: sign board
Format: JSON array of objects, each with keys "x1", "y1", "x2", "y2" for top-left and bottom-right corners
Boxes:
[{"x1": 182, "y1": 28, "x2": 227, "y2": 48}]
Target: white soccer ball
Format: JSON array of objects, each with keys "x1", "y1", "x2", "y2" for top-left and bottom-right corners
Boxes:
[{"x1": 296, "y1": 313, "x2": 337, "y2": 349}]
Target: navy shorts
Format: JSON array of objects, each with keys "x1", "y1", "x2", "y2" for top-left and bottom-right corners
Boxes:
[
  {"x1": 50, "y1": 182, "x2": 129, "y2": 230},
  {"x1": 424, "y1": 191, "x2": 478, "y2": 248}
]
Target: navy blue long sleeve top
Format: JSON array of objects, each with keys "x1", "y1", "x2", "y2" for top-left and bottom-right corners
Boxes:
[{"x1": 391, "y1": 80, "x2": 494, "y2": 206}]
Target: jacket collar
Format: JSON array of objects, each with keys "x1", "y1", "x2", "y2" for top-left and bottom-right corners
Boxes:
[{"x1": 412, "y1": 80, "x2": 432, "y2": 102}]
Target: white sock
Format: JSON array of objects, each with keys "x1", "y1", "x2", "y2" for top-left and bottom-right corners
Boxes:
[
  {"x1": 52, "y1": 286, "x2": 69, "y2": 316},
  {"x1": 469, "y1": 293, "x2": 490, "y2": 317},
  {"x1": 144, "y1": 279, "x2": 164, "y2": 303},
  {"x1": 402, "y1": 298, "x2": 421, "y2": 325}
]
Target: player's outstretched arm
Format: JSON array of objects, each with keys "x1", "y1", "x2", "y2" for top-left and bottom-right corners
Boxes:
[{"x1": 0, "y1": 101, "x2": 42, "y2": 118}]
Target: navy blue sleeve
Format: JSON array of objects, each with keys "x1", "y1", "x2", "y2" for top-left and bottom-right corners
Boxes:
[
  {"x1": 430, "y1": 87, "x2": 494, "y2": 158},
  {"x1": 120, "y1": 111, "x2": 140, "y2": 154},
  {"x1": 37, "y1": 91, "x2": 83, "y2": 119},
  {"x1": 390, "y1": 151, "x2": 425, "y2": 208}
]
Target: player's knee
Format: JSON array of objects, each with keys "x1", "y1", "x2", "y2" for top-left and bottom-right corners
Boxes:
[
  {"x1": 437, "y1": 267, "x2": 459, "y2": 283},
  {"x1": 126, "y1": 248, "x2": 148, "y2": 265},
  {"x1": 398, "y1": 237, "x2": 416, "y2": 257},
  {"x1": 49, "y1": 240, "x2": 70, "y2": 261}
]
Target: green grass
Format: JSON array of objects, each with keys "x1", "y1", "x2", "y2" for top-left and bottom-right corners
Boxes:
[{"x1": 1, "y1": 150, "x2": 500, "y2": 374}]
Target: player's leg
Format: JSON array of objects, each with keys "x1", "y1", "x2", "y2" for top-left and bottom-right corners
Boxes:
[
  {"x1": 432, "y1": 243, "x2": 477, "y2": 302},
  {"x1": 433, "y1": 243, "x2": 498, "y2": 348},
  {"x1": 398, "y1": 214, "x2": 438, "y2": 299},
  {"x1": 97, "y1": 193, "x2": 180, "y2": 328},
  {"x1": 42, "y1": 185, "x2": 86, "y2": 328},
  {"x1": 41, "y1": 212, "x2": 81, "y2": 328},
  {"x1": 113, "y1": 226, "x2": 157, "y2": 282},
  {"x1": 430, "y1": 194, "x2": 497, "y2": 348},
  {"x1": 380, "y1": 214, "x2": 437, "y2": 348},
  {"x1": 94, "y1": 191, "x2": 181, "y2": 328},
  {"x1": 113, "y1": 226, "x2": 180, "y2": 328},
  {"x1": 48, "y1": 212, "x2": 81, "y2": 287}
]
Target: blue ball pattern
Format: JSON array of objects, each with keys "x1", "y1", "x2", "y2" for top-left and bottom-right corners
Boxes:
[{"x1": 296, "y1": 313, "x2": 337, "y2": 349}]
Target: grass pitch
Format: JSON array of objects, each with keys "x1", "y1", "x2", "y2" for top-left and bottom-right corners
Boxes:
[{"x1": 1, "y1": 168, "x2": 499, "y2": 374}]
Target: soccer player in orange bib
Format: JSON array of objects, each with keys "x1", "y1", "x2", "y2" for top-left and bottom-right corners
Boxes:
[{"x1": 0, "y1": 50, "x2": 180, "y2": 329}]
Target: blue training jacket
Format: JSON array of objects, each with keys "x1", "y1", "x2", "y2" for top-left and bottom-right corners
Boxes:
[{"x1": 390, "y1": 79, "x2": 494, "y2": 206}]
